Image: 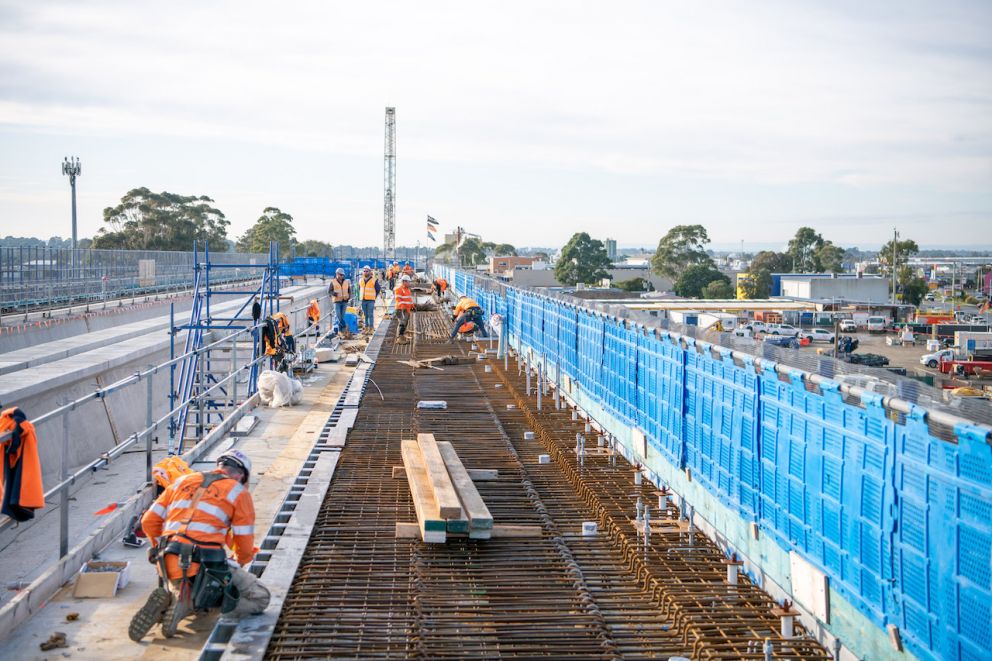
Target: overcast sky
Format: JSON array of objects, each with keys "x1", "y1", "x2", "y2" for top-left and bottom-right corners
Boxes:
[{"x1": 1, "y1": 0, "x2": 990, "y2": 250}]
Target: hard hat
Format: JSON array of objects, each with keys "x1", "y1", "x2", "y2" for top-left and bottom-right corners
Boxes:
[
  {"x1": 217, "y1": 449, "x2": 252, "y2": 484},
  {"x1": 392, "y1": 261, "x2": 399, "y2": 265},
  {"x1": 335, "y1": 267, "x2": 345, "y2": 275},
  {"x1": 401, "y1": 274, "x2": 412, "y2": 282},
  {"x1": 363, "y1": 265, "x2": 371, "y2": 271}
]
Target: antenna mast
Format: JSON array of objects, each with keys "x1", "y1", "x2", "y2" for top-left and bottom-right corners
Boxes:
[{"x1": 383, "y1": 107, "x2": 396, "y2": 259}]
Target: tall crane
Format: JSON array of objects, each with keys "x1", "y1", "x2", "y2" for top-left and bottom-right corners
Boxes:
[{"x1": 383, "y1": 107, "x2": 396, "y2": 259}]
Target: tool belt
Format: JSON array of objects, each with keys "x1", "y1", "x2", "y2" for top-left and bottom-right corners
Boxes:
[{"x1": 160, "y1": 536, "x2": 239, "y2": 613}]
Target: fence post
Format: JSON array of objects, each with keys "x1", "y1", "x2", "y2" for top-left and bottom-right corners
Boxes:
[
  {"x1": 145, "y1": 367, "x2": 154, "y2": 484},
  {"x1": 232, "y1": 333, "x2": 239, "y2": 409},
  {"x1": 60, "y1": 405, "x2": 70, "y2": 559},
  {"x1": 197, "y1": 348, "x2": 206, "y2": 440}
]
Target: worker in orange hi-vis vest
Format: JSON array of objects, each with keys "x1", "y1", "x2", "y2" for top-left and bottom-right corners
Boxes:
[
  {"x1": 306, "y1": 299, "x2": 321, "y2": 335},
  {"x1": 393, "y1": 275, "x2": 415, "y2": 343},
  {"x1": 129, "y1": 450, "x2": 270, "y2": 641}
]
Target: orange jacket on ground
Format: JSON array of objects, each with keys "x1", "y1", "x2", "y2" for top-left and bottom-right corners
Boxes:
[
  {"x1": 0, "y1": 407, "x2": 44, "y2": 522},
  {"x1": 394, "y1": 284, "x2": 414, "y2": 311},
  {"x1": 453, "y1": 297, "x2": 481, "y2": 318},
  {"x1": 306, "y1": 300, "x2": 320, "y2": 322},
  {"x1": 142, "y1": 469, "x2": 256, "y2": 578}
]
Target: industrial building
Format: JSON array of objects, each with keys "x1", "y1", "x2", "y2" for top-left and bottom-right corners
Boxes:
[{"x1": 772, "y1": 272, "x2": 890, "y2": 303}]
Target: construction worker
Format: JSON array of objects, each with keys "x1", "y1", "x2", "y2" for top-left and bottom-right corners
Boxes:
[
  {"x1": 306, "y1": 299, "x2": 321, "y2": 335},
  {"x1": 0, "y1": 407, "x2": 44, "y2": 522},
  {"x1": 356, "y1": 266, "x2": 380, "y2": 334},
  {"x1": 394, "y1": 274, "x2": 415, "y2": 343},
  {"x1": 402, "y1": 261, "x2": 415, "y2": 277},
  {"x1": 271, "y1": 311, "x2": 295, "y2": 354},
  {"x1": 387, "y1": 261, "x2": 400, "y2": 290},
  {"x1": 129, "y1": 450, "x2": 270, "y2": 641},
  {"x1": 450, "y1": 295, "x2": 488, "y2": 340},
  {"x1": 432, "y1": 277, "x2": 448, "y2": 298},
  {"x1": 329, "y1": 267, "x2": 352, "y2": 335}
]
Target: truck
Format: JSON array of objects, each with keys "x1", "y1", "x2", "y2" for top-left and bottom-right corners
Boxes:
[
  {"x1": 954, "y1": 331, "x2": 992, "y2": 358},
  {"x1": 698, "y1": 312, "x2": 738, "y2": 332}
]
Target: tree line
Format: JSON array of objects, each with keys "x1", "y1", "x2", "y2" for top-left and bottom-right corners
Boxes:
[{"x1": 552, "y1": 225, "x2": 930, "y2": 305}]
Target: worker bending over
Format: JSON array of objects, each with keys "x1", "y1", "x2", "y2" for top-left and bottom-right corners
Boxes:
[
  {"x1": 402, "y1": 262, "x2": 415, "y2": 277},
  {"x1": 328, "y1": 267, "x2": 352, "y2": 336},
  {"x1": 129, "y1": 450, "x2": 270, "y2": 641},
  {"x1": 432, "y1": 277, "x2": 448, "y2": 299},
  {"x1": 356, "y1": 266, "x2": 380, "y2": 334},
  {"x1": 306, "y1": 299, "x2": 321, "y2": 335},
  {"x1": 450, "y1": 295, "x2": 488, "y2": 340},
  {"x1": 394, "y1": 274, "x2": 414, "y2": 343}
]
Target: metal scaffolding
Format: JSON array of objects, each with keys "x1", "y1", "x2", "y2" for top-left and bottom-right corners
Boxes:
[{"x1": 384, "y1": 106, "x2": 396, "y2": 260}]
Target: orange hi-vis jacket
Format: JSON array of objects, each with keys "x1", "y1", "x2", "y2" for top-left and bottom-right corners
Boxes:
[
  {"x1": 402, "y1": 264, "x2": 415, "y2": 276},
  {"x1": 435, "y1": 278, "x2": 447, "y2": 293},
  {"x1": 306, "y1": 300, "x2": 320, "y2": 323},
  {"x1": 453, "y1": 297, "x2": 481, "y2": 318},
  {"x1": 330, "y1": 277, "x2": 351, "y2": 302},
  {"x1": 394, "y1": 284, "x2": 414, "y2": 311},
  {"x1": 271, "y1": 311, "x2": 291, "y2": 336},
  {"x1": 0, "y1": 407, "x2": 44, "y2": 522},
  {"x1": 142, "y1": 470, "x2": 256, "y2": 579}
]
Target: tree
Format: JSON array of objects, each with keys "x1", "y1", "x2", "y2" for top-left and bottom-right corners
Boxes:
[
  {"x1": 816, "y1": 242, "x2": 845, "y2": 273},
  {"x1": 898, "y1": 270, "x2": 928, "y2": 306},
  {"x1": 298, "y1": 239, "x2": 334, "y2": 257},
  {"x1": 555, "y1": 232, "x2": 612, "y2": 285},
  {"x1": 93, "y1": 188, "x2": 229, "y2": 251},
  {"x1": 787, "y1": 227, "x2": 825, "y2": 272},
  {"x1": 651, "y1": 225, "x2": 713, "y2": 280},
  {"x1": 493, "y1": 243, "x2": 517, "y2": 256},
  {"x1": 741, "y1": 251, "x2": 792, "y2": 298},
  {"x1": 533, "y1": 251, "x2": 550, "y2": 262},
  {"x1": 702, "y1": 279, "x2": 735, "y2": 299},
  {"x1": 458, "y1": 237, "x2": 488, "y2": 266},
  {"x1": 674, "y1": 264, "x2": 729, "y2": 298},
  {"x1": 236, "y1": 207, "x2": 297, "y2": 257},
  {"x1": 878, "y1": 237, "x2": 919, "y2": 276},
  {"x1": 615, "y1": 277, "x2": 648, "y2": 292}
]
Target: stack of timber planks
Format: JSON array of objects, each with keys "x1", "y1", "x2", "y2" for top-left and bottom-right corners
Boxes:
[{"x1": 400, "y1": 433, "x2": 494, "y2": 543}]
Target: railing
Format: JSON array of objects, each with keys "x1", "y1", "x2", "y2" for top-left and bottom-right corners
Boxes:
[
  {"x1": 0, "y1": 299, "x2": 335, "y2": 559},
  {"x1": 0, "y1": 246, "x2": 268, "y2": 313}
]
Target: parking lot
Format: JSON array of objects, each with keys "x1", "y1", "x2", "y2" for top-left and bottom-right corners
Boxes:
[{"x1": 793, "y1": 330, "x2": 943, "y2": 376}]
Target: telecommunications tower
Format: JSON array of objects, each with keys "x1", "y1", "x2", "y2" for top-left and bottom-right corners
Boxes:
[{"x1": 383, "y1": 107, "x2": 396, "y2": 259}]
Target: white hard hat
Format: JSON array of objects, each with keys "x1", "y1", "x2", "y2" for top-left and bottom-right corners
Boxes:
[
  {"x1": 363, "y1": 265, "x2": 371, "y2": 271},
  {"x1": 335, "y1": 267, "x2": 345, "y2": 275},
  {"x1": 401, "y1": 274, "x2": 412, "y2": 282},
  {"x1": 217, "y1": 449, "x2": 252, "y2": 484}
]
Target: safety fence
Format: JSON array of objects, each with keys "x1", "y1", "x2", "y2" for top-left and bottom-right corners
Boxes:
[
  {"x1": 280, "y1": 257, "x2": 419, "y2": 278},
  {"x1": 0, "y1": 246, "x2": 268, "y2": 312},
  {"x1": 436, "y1": 264, "x2": 992, "y2": 661}
]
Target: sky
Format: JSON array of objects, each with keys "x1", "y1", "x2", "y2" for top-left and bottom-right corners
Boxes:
[{"x1": 0, "y1": 0, "x2": 990, "y2": 251}]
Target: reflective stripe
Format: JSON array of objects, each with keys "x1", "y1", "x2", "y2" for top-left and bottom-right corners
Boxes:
[
  {"x1": 226, "y1": 482, "x2": 244, "y2": 504},
  {"x1": 164, "y1": 520, "x2": 181, "y2": 532},
  {"x1": 149, "y1": 503, "x2": 167, "y2": 518},
  {"x1": 197, "y1": 501, "x2": 230, "y2": 525},
  {"x1": 184, "y1": 521, "x2": 221, "y2": 535},
  {"x1": 168, "y1": 498, "x2": 192, "y2": 514},
  {"x1": 231, "y1": 525, "x2": 254, "y2": 536}
]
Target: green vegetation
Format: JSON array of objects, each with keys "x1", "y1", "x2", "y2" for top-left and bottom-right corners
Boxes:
[
  {"x1": 786, "y1": 226, "x2": 844, "y2": 273},
  {"x1": 614, "y1": 277, "x2": 648, "y2": 292},
  {"x1": 555, "y1": 232, "x2": 612, "y2": 285},
  {"x1": 94, "y1": 188, "x2": 229, "y2": 251},
  {"x1": 236, "y1": 207, "x2": 297, "y2": 258},
  {"x1": 674, "y1": 263, "x2": 729, "y2": 298},
  {"x1": 651, "y1": 225, "x2": 713, "y2": 280}
]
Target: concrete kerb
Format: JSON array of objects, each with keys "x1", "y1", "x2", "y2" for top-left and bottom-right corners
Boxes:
[{"x1": 0, "y1": 391, "x2": 262, "y2": 642}]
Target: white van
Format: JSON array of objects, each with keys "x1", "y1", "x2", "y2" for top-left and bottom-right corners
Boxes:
[{"x1": 865, "y1": 316, "x2": 887, "y2": 333}]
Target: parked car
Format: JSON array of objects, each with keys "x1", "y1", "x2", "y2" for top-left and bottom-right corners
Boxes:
[
  {"x1": 920, "y1": 348, "x2": 953, "y2": 369},
  {"x1": 734, "y1": 321, "x2": 767, "y2": 337},
  {"x1": 865, "y1": 316, "x2": 887, "y2": 332},
  {"x1": 838, "y1": 319, "x2": 857, "y2": 332},
  {"x1": 766, "y1": 323, "x2": 800, "y2": 337},
  {"x1": 803, "y1": 328, "x2": 835, "y2": 343}
]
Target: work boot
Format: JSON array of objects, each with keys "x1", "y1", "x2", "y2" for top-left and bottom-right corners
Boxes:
[
  {"x1": 128, "y1": 587, "x2": 172, "y2": 641},
  {"x1": 161, "y1": 589, "x2": 193, "y2": 638}
]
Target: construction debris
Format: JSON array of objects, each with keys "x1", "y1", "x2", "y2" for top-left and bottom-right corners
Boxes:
[{"x1": 39, "y1": 632, "x2": 67, "y2": 651}]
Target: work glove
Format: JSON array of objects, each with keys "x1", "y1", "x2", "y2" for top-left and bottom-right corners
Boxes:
[{"x1": 147, "y1": 546, "x2": 159, "y2": 565}]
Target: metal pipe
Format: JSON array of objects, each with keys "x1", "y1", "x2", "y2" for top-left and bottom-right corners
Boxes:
[{"x1": 59, "y1": 406, "x2": 69, "y2": 558}]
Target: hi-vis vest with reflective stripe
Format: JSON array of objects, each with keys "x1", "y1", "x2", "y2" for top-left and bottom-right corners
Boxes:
[
  {"x1": 394, "y1": 285, "x2": 414, "y2": 311},
  {"x1": 330, "y1": 278, "x2": 351, "y2": 302},
  {"x1": 141, "y1": 470, "x2": 256, "y2": 567},
  {"x1": 358, "y1": 276, "x2": 377, "y2": 300}
]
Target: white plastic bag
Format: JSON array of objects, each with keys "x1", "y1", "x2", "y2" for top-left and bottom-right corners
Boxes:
[
  {"x1": 289, "y1": 378, "x2": 304, "y2": 405},
  {"x1": 258, "y1": 369, "x2": 293, "y2": 407}
]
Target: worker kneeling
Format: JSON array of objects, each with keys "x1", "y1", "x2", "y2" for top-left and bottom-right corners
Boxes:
[
  {"x1": 129, "y1": 450, "x2": 270, "y2": 641},
  {"x1": 450, "y1": 295, "x2": 488, "y2": 340}
]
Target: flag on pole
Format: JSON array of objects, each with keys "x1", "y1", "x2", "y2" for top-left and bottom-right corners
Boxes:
[
  {"x1": 427, "y1": 215, "x2": 438, "y2": 227},
  {"x1": 427, "y1": 233, "x2": 436, "y2": 242}
]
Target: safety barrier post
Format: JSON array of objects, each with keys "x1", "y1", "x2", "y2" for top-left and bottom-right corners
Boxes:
[
  {"x1": 145, "y1": 367, "x2": 154, "y2": 484},
  {"x1": 232, "y1": 333, "x2": 239, "y2": 408},
  {"x1": 59, "y1": 404, "x2": 69, "y2": 558},
  {"x1": 197, "y1": 348, "x2": 206, "y2": 440}
]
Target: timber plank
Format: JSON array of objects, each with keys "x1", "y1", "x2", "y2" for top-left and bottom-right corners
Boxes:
[
  {"x1": 395, "y1": 522, "x2": 542, "y2": 539},
  {"x1": 400, "y1": 440, "x2": 446, "y2": 543},
  {"x1": 416, "y1": 433, "x2": 463, "y2": 519},
  {"x1": 437, "y1": 441, "x2": 494, "y2": 536}
]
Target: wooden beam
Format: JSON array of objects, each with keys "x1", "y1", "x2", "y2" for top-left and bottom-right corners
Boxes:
[
  {"x1": 416, "y1": 433, "x2": 463, "y2": 519},
  {"x1": 437, "y1": 441, "x2": 493, "y2": 538},
  {"x1": 400, "y1": 440, "x2": 446, "y2": 543},
  {"x1": 392, "y1": 465, "x2": 499, "y2": 481},
  {"x1": 395, "y1": 522, "x2": 542, "y2": 539}
]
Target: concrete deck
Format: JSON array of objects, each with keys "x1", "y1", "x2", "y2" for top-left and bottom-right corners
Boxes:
[{"x1": 0, "y1": 358, "x2": 355, "y2": 659}]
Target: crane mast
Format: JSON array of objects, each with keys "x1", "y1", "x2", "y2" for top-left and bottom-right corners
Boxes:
[{"x1": 383, "y1": 107, "x2": 396, "y2": 259}]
